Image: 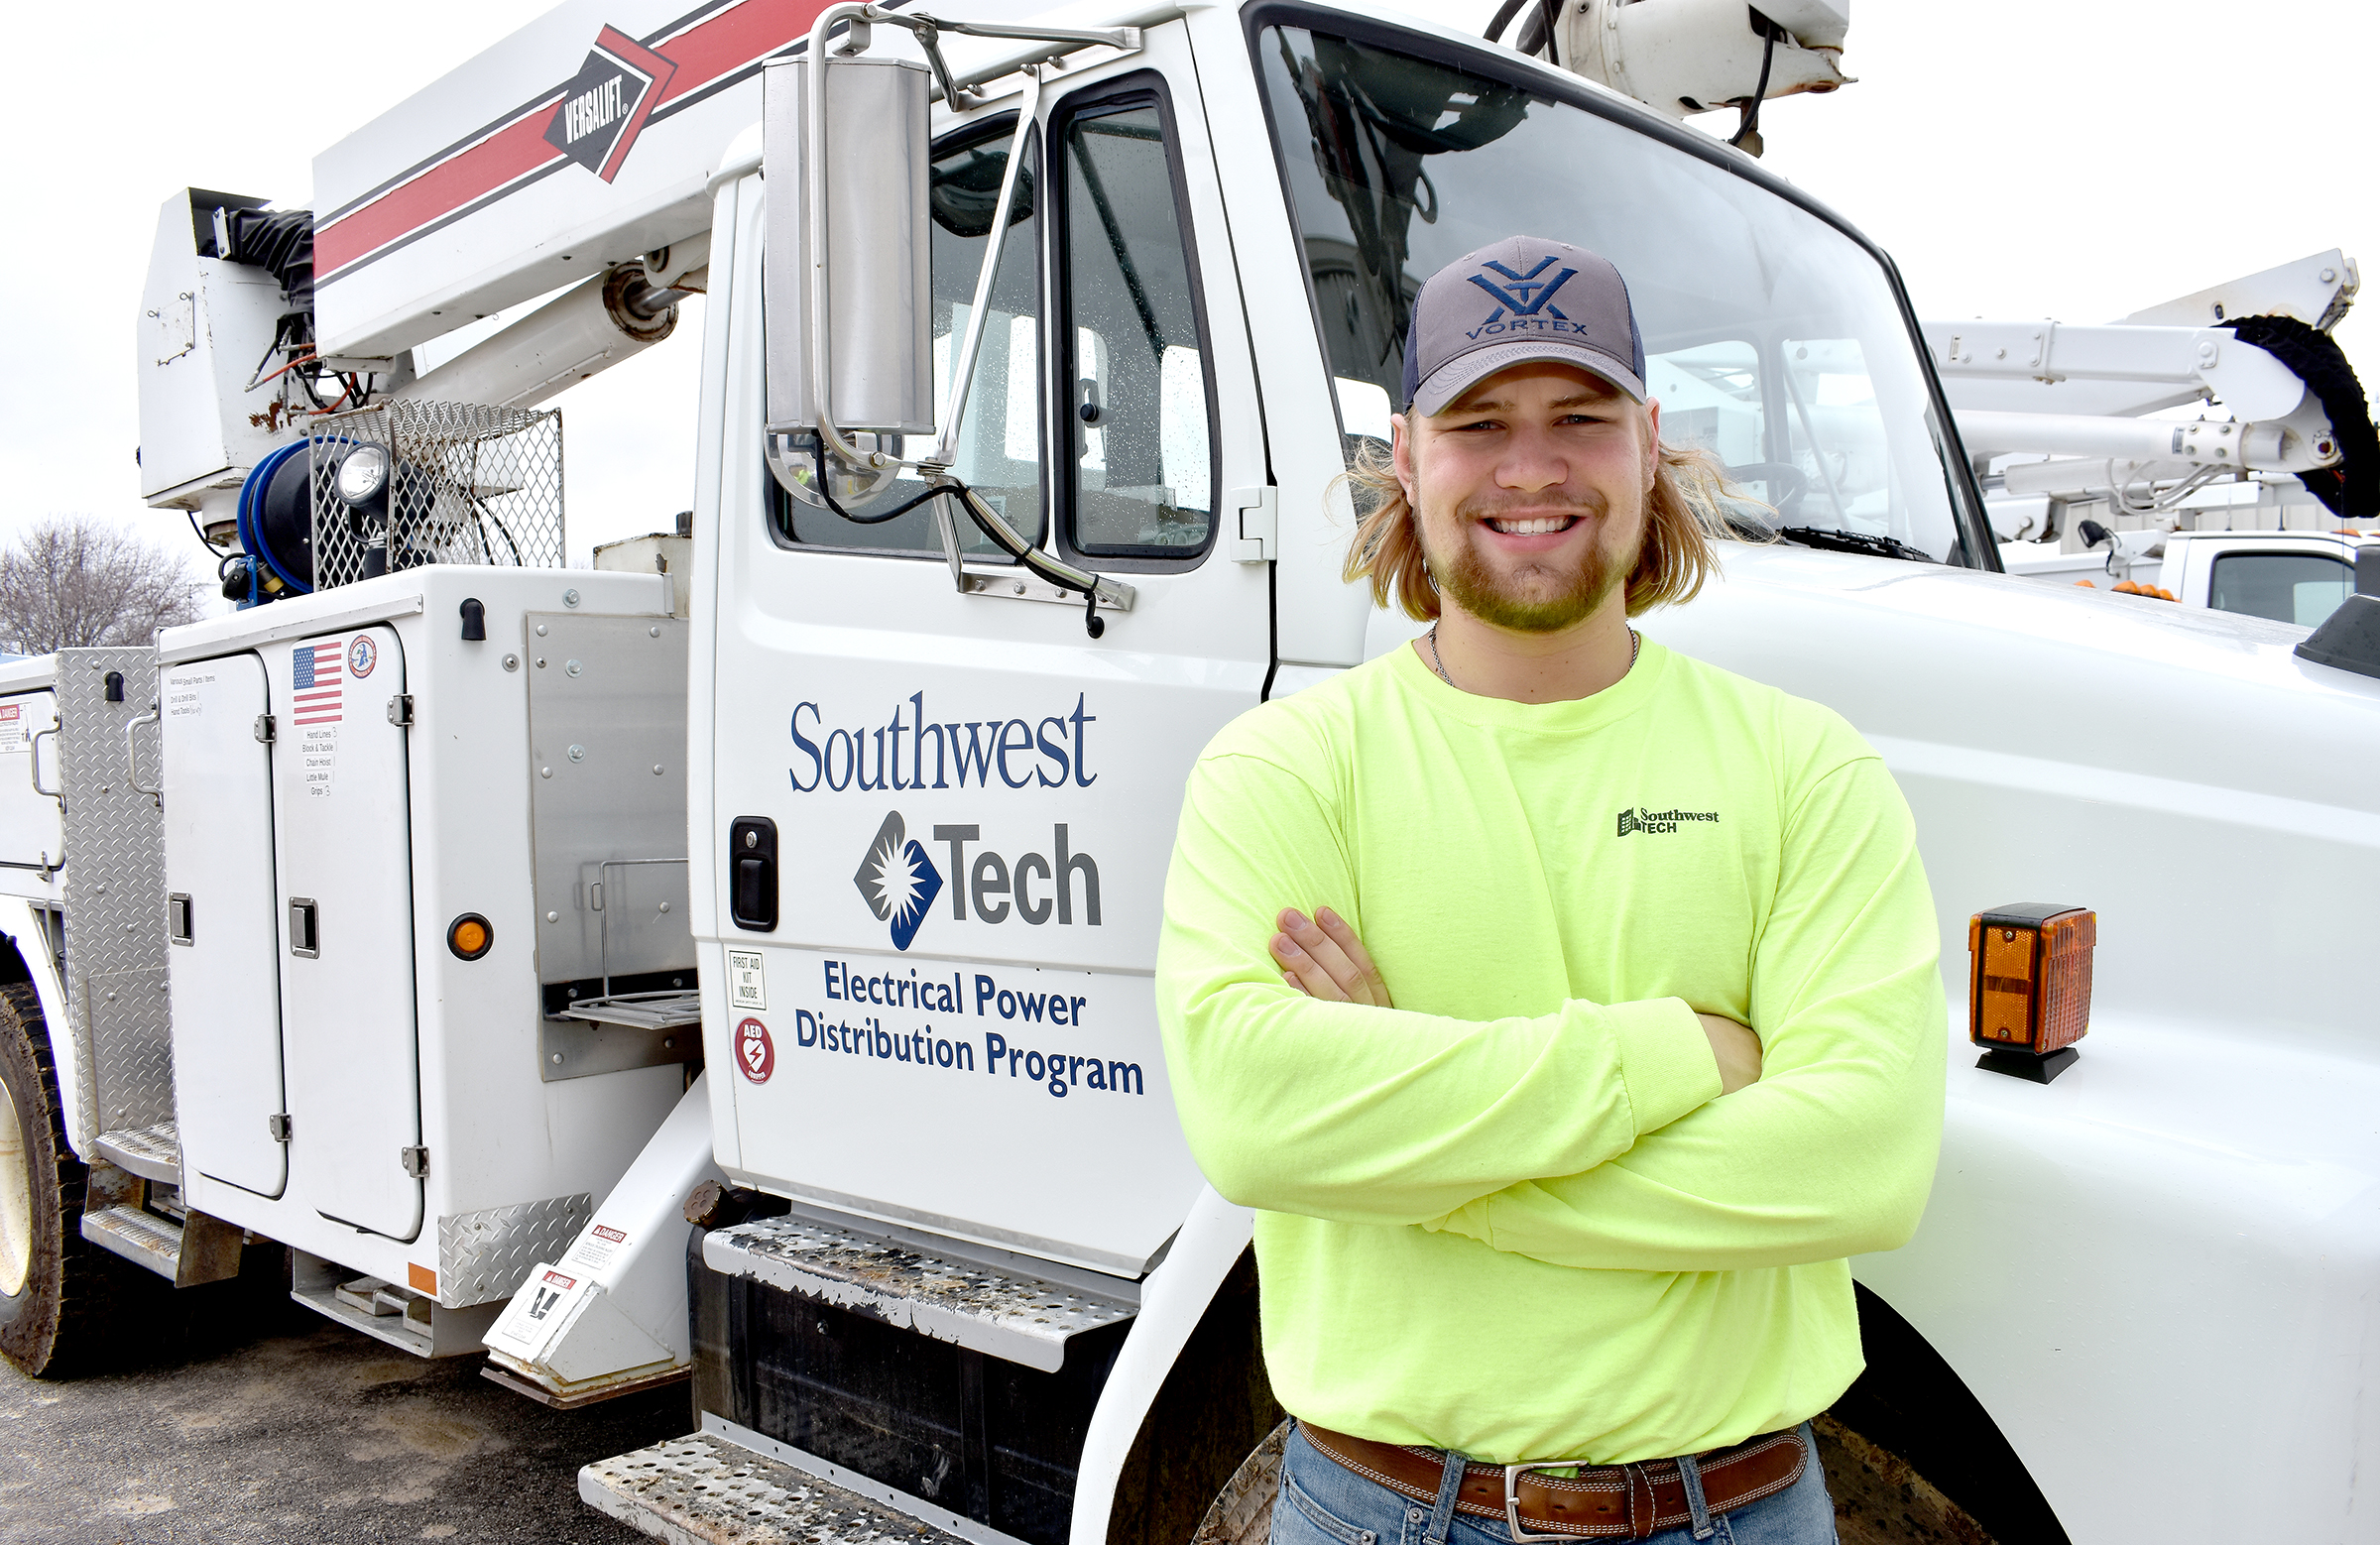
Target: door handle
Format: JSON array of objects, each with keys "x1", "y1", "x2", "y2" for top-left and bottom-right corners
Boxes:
[
  {"x1": 28, "y1": 725, "x2": 60, "y2": 801},
  {"x1": 729, "y1": 817, "x2": 777, "y2": 932},
  {"x1": 126, "y1": 703, "x2": 163, "y2": 797},
  {"x1": 289, "y1": 897, "x2": 320, "y2": 958}
]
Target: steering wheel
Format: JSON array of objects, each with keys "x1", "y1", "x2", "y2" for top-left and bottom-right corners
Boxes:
[{"x1": 1725, "y1": 462, "x2": 1808, "y2": 521}]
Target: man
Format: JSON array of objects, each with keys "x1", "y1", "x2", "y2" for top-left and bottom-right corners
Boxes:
[{"x1": 1153, "y1": 237, "x2": 1946, "y2": 1544}]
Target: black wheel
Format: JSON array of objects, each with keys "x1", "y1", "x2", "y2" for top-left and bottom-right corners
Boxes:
[{"x1": 0, "y1": 982, "x2": 114, "y2": 1377}]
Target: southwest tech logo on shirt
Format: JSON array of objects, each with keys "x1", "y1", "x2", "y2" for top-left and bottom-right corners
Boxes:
[{"x1": 1615, "y1": 806, "x2": 1721, "y2": 837}]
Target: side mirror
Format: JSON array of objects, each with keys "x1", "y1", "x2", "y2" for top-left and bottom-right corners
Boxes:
[
  {"x1": 752, "y1": 2, "x2": 1144, "y2": 637},
  {"x1": 762, "y1": 47, "x2": 934, "y2": 442}
]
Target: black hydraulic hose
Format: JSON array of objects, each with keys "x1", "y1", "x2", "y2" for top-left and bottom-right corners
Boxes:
[
  {"x1": 1482, "y1": 0, "x2": 1529, "y2": 45},
  {"x1": 808, "y1": 436, "x2": 948, "y2": 526},
  {"x1": 1534, "y1": 0, "x2": 1562, "y2": 60},
  {"x1": 2216, "y1": 314, "x2": 2378, "y2": 522},
  {"x1": 469, "y1": 497, "x2": 527, "y2": 565},
  {"x1": 1729, "y1": 16, "x2": 1780, "y2": 150},
  {"x1": 799, "y1": 440, "x2": 1112, "y2": 635}
]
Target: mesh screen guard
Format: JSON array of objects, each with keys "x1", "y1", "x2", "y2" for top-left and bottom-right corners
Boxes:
[{"x1": 305, "y1": 400, "x2": 564, "y2": 588}]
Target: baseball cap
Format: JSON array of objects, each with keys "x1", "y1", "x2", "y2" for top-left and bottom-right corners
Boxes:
[{"x1": 1400, "y1": 237, "x2": 1647, "y2": 416}]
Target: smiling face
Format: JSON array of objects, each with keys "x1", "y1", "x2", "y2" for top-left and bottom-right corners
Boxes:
[{"x1": 1392, "y1": 362, "x2": 1662, "y2": 635}]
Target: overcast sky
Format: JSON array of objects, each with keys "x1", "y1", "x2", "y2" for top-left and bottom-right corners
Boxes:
[{"x1": 4, "y1": 0, "x2": 2372, "y2": 598}]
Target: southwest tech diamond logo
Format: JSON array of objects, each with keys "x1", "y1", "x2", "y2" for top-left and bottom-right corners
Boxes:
[{"x1": 854, "y1": 813, "x2": 943, "y2": 951}]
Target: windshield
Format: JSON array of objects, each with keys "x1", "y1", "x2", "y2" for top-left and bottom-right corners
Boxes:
[{"x1": 1257, "y1": 21, "x2": 1979, "y2": 564}]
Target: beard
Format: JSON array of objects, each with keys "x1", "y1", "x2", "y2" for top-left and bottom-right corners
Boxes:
[{"x1": 1422, "y1": 492, "x2": 1645, "y2": 634}]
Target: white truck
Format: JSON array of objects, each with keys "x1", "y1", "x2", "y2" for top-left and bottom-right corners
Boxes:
[
  {"x1": 1919, "y1": 249, "x2": 2378, "y2": 628},
  {"x1": 4, "y1": 2, "x2": 2379, "y2": 1543}
]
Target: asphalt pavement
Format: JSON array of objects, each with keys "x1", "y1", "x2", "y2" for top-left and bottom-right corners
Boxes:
[{"x1": 0, "y1": 1261, "x2": 687, "y2": 1544}]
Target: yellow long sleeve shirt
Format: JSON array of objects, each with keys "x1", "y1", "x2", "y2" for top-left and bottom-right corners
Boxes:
[{"x1": 1153, "y1": 638, "x2": 1946, "y2": 1465}]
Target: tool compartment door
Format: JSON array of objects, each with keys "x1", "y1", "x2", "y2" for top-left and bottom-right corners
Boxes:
[
  {"x1": 0, "y1": 690, "x2": 60, "y2": 873},
  {"x1": 163, "y1": 654, "x2": 287, "y2": 1197},
  {"x1": 267, "y1": 626, "x2": 422, "y2": 1239}
]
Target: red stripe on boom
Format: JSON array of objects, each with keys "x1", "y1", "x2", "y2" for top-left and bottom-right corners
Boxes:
[{"x1": 316, "y1": 0, "x2": 836, "y2": 279}]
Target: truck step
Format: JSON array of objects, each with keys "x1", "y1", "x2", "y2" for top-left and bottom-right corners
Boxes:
[
  {"x1": 702, "y1": 1213, "x2": 1135, "y2": 1373},
  {"x1": 582, "y1": 1430, "x2": 968, "y2": 1545},
  {"x1": 80, "y1": 1203, "x2": 183, "y2": 1277},
  {"x1": 290, "y1": 1248, "x2": 504, "y2": 1357},
  {"x1": 93, "y1": 1122, "x2": 181, "y2": 1184}
]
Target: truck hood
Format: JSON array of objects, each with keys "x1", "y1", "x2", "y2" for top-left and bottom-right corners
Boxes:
[{"x1": 1648, "y1": 542, "x2": 2378, "y2": 1059}]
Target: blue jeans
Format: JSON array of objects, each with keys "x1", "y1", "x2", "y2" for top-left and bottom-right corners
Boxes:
[{"x1": 1271, "y1": 1422, "x2": 1838, "y2": 1545}]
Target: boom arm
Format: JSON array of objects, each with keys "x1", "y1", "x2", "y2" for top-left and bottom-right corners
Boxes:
[{"x1": 1926, "y1": 251, "x2": 2366, "y2": 514}]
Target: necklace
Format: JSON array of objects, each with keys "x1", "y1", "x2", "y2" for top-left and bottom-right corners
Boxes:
[{"x1": 1424, "y1": 625, "x2": 1640, "y2": 691}]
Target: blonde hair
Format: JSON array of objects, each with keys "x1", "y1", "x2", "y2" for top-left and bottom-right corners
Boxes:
[{"x1": 1341, "y1": 419, "x2": 1746, "y2": 622}]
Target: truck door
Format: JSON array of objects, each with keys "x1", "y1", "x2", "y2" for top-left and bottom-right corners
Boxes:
[
  {"x1": 162, "y1": 654, "x2": 287, "y2": 1197},
  {"x1": 704, "y1": 24, "x2": 1267, "y2": 1276},
  {"x1": 0, "y1": 689, "x2": 60, "y2": 874},
  {"x1": 265, "y1": 626, "x2": 422, "y2": 1240}
]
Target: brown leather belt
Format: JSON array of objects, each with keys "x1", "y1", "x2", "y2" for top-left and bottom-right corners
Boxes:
[{"x1": 1298, "y1": 1422, "x2": 1808, "y2": 1541}]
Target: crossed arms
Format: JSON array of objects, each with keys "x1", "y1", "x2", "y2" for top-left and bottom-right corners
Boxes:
[{"x1": 1151, "y1": 750, "x2": 1948, "y2": 1273}]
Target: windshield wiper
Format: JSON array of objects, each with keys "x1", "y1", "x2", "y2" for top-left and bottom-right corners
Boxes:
[{"x1": 1776, "y1": 526, "x2": 1936, "y2": 563}]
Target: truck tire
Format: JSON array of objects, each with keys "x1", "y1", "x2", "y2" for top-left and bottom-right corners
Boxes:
[
  {"x1": 0, "y1": 982, "x2": 112, "y2": 1377},
  {"x1": 1191, "y1": 1420, "x2": 1288, "y2": 1545}
]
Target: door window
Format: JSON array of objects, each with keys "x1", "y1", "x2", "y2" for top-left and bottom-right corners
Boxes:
[
  {"x1": 2208, "y1": 551, "x2": 2353, "y2": 628},
  {"x1": 1059, "y1": 91, "x2": 1216, "y2": 560},
  {"x1": 771, "y1": 126, "x2": 1043, "y2": 558}
]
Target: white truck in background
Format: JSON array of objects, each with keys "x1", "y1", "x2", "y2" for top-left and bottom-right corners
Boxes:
[
  {"x1": 3, "y1": 3, "x2": 2378, "y2": 1544},
  {"x1": 1916, "y1": 249, "x2": 2379, "y2": 629}
]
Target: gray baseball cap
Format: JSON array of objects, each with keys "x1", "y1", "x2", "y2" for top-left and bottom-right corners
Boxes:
[{"x1": 1400, "y1": 237, "x2": 1647, "y2": 416}]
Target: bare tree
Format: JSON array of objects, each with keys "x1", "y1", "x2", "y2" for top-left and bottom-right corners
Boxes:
[{"x1": 0, "y1": 516, "x2": 204, "y2": 655}]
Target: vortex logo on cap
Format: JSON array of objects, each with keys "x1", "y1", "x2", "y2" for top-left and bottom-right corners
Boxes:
[{"x1": 1467, "y1": 258, "x2": 1579, "y2": 323}]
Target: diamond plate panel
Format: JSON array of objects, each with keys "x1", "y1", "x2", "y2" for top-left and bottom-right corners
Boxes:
[
  {"x1": 57, "y1": 648, "x2": 175, "y2": 1138},
  {"x1": 438, "y1": 1192, "x2": 593, "y2": 1307}
]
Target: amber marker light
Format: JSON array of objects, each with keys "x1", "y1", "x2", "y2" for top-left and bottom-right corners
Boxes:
[
  {"x1": 448, "y1": 913, "x2": 494, "y2": 961},
  {"x1": 1968, "y1": 903, "x2": 2095, "y2": 1084}
]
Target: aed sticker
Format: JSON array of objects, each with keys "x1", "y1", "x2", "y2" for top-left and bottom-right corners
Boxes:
[
  {"x1": 737, "y1": 1016, "x2": 774, "y2": 1083},
  {"x1": 165, "y1": 671, "x2": 212, "y2": 720},
  {"x1": 728, "y1": 949, "x2": 767, "y2": 1010},
  {"x1": 301, "y1": 725, "x2": 337, "y2": 799},
  {"x1": 348, "y1": 636, "x2": 378, "y2": 677},
  {"x1": 567, "y1": 1223, "x2": 629, "y2": 1272}
]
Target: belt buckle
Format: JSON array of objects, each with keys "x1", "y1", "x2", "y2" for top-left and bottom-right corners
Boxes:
[{"x1": 1501, "y1": 1462, "x2": 1577, "y2": 1542}]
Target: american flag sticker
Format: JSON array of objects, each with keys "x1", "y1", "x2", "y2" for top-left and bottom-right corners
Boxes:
[
  {"x1": 293, "y1": 642, "x2": 344, "y2": 799},
  {"x1": 292, "y1": 643, "x2": 344, "y2": 725}
]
